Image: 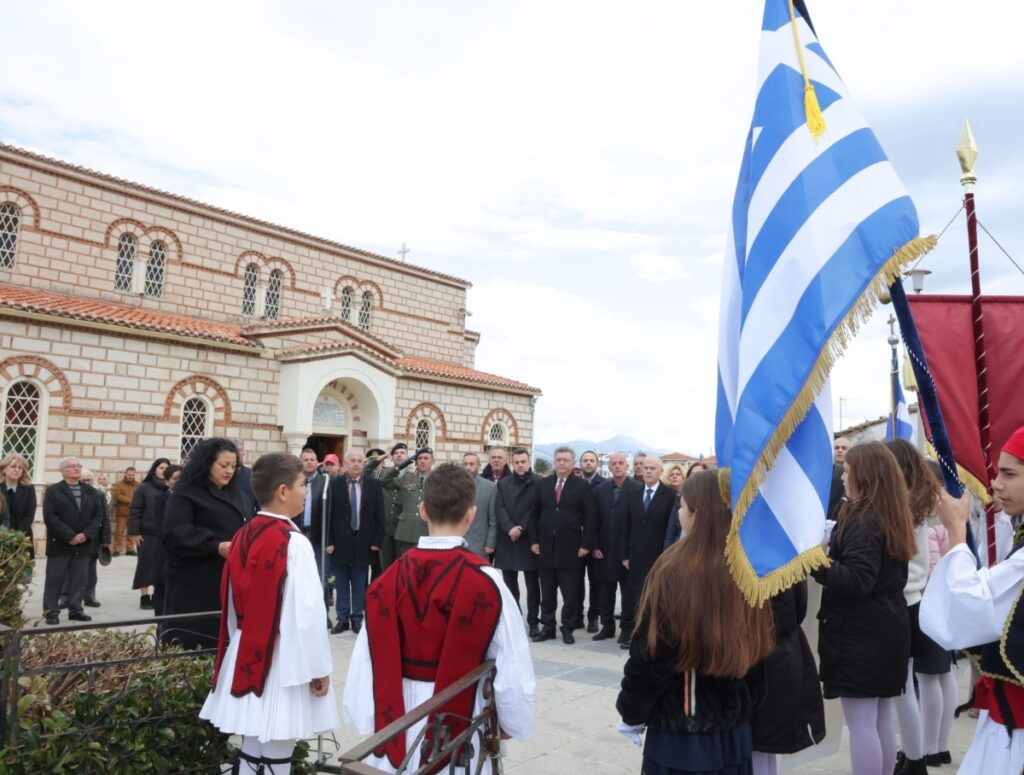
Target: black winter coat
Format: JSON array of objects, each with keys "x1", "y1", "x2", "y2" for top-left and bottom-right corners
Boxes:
[
  {"x1": 592, "y1": 478, "x2": 641, "y2": 582},
  {"x1": 617, "y1": 626, "x2": 766, "y2": 734},
  {"x1": 128, "y1": 479, "x2": 168, "y2": 537},
  {"x1": 812, "y1": 506, "x2": 910, "y2": 697},
  {"x1": 42, "y1": 481, "x2": 105, "y2": 557},
  {"x1": 624, "y1": 483, "x2": 676, "y2": 595},
  {"x1": 3, "y1": 483, "x2": 36, "y2": 541},
  {"x1": 162, "y1": 478, "x2": 249, "y2": 648},
  {"x1": 494, "y1": 472, "x2": 539, "y2": 572},
  {"x1": 528, "y1": 474, "x2": 597, "y2": 570},
  {"x1": 751, "y1": 582, "x2": 826, "y2": 754},
  {"x1": 326, "y1": 475, "x2": 385, "y2": 567},
  {"x1": 480, "y1": 464, "x2": 512, "y2": 484}
]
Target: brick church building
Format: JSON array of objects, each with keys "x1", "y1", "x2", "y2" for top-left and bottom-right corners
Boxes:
[{"x1": 0, "y1": 143, "x2": 538, "y2": 550}]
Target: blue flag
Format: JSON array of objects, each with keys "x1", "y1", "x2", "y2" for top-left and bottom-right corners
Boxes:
[
  {"x1": 886, "y1": 350, "x2": 915, "y2": 442},
  {"x1": 715, "y1": 0, "x2": 935, "y2": 604}
]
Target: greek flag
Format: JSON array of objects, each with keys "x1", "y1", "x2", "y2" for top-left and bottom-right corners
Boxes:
[
  {"x1": 715, "y1": 0, "x2": 934, "y2": 603},
  {"x1": 887, "y1": 353, "x2": 915, "y2": 442}
]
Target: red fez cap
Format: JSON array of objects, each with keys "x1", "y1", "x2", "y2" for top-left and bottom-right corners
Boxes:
[{"x1": 1003, "y1": 426, "x2": 1024, "y2": 462}]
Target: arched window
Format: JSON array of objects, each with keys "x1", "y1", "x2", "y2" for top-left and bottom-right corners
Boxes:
[
  {"x1": 340, "y1": 287, "x2": 352, "y2": 321},
  {"x1": 0, "y1": 203, "x2": 21, "y2": 269},
  {"x1": 2, "y1": 381, "x2": 40, "y2": 478},
  {"x1": 358, "y1": 291, "x2": 373, "y2": 330},
  {"x1": 114, "y1": 233, "x2": 136, "y2": 292},
  {"x1": 242, "y1": 263, "x2": 259, "y2": 316},
  {"x1": 180, "y1": 397, "x2": 210, "y2": 463},
  {"x1": 415, "y1": 418, "x2": 433, "y2": 450},
  {"x1": 265, "y1": 269, "x2": 283, "y2": 320},
  {"x1": 144, "y1": 240, "x2": 166, "y2": 298},
  {"x1": 488, "y1": 422, "x2": 509, "y2": 446}
]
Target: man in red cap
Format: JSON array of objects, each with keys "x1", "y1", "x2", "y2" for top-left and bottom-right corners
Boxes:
[{"x1": 921, "y1": 426, "x2": 1024, "y2": 773}]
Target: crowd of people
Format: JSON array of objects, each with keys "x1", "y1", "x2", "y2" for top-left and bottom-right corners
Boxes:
[{"x1": 6, "y1": 427, "x2": 1024, "y2": 774}]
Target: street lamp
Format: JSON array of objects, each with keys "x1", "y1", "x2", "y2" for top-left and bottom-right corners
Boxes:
[{"x1": 907, "y1": 267, "x2": 932, "y2": 294}]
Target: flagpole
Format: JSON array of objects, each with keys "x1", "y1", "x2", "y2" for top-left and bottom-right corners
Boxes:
[
  {"x1": 887, "y1": 315, "x2": 899, "y2": 440},
  {"x1": 958, "y1": 120, "x2": 998, "y2": 565}
]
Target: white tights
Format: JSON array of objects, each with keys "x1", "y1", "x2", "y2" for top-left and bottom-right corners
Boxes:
[
  {"x1": 841, "y1": 696, "x2": 897, "y2": 775},
  {"x1": 893, "y1": 661, "x2": 924, "y2": 759},
  {"x1": 751, "y1": 751, "x2": 778, "y2": 775},
  {"x1": 918, "y1": 670, "x2": 957, "y2": 755},
  {"x1": 237, "y1": 737, "x2": 295, "y2": 774}
]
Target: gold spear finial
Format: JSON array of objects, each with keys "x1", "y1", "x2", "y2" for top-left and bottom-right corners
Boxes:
[{"x1": 957, "y1": 118, "x2": 978, "y2": 190}]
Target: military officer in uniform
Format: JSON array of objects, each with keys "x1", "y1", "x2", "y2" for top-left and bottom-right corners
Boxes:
[
  {"x1": 379, "y1": 447, "x2": 434, "y2": 559},
  {"x1": 365, "y1": 443, "x2": 409, "y2": 572}
]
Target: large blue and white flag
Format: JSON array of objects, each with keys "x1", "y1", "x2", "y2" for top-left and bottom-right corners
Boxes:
[
  {"x1": 887, "y1": 350, "x2": 915, "y2": 442},
  {"x1": 716, "y1": 0, "x2": 934, "y2": 604}
]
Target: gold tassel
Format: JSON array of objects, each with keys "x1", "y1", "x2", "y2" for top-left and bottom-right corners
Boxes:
[
  {"x1": 924, "y1": 441, "x2": 992, "y2": 506},
  {"x1": 789, "y1": 0, "x2": 826, "y2": 141}
]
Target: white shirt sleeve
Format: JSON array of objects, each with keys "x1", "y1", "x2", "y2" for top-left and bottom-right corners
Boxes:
[
  {"x1": 482, "y1": 566, "x2": 536, "y2": 741},
  {"x1": 920, "y1": 543, "x2": 1024, "y2": 650},
  {"x1": 276, "y1": 533, "x2": 335, "y2": 687}
]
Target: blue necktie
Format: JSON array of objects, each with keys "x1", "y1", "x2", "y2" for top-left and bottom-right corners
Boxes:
[
  {"x1": 350, "y1": 480, "x2": 359, "y2": 530},
  {"x1": 643, "y1": 488, "x2": 653, "y2": 512}
]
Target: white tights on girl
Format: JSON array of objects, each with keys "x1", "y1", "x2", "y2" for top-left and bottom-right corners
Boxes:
[{"x1": 841, "y1": 696, "x2": 897, "y2": 775}]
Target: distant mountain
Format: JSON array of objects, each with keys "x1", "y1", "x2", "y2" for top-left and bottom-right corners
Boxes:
[{"x1": 533, "y1": 435, "x2": 671, "y2": 460}]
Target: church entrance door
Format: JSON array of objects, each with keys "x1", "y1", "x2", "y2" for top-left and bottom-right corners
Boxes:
[{"x1": 306, "y1": 434, "x2": 346, "y2": 462}]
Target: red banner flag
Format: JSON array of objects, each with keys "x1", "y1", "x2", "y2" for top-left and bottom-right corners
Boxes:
[{"x1": 907, "y1": 295, "x2": 1024, "y2": 497}]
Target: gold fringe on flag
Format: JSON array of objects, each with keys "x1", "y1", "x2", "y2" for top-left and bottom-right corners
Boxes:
[
  {"x1": 924, "y1": 440, "x2": 993, "y2": 506},
  {"x1": 788, "y1": 0, "x2": 827, "y2": 141},
  {"x1": 727, "y1": 234, "x2": 937, "y2": 607}
]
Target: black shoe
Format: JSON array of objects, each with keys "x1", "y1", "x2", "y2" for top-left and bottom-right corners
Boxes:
[
  {"x1": 592, "y1": 627, "x2": 615, "y2": 641},
  {"x1": 330, "y1": 621, "x2": 350, "y2": 635},
  {"x1": 528, "y1": 624, "x2": 542, "y2": 638},
  {"x1": 531, "y1": 631, "x2": 555, "y2": 642},
  {"x1": 586, "y1": 619, "x2": 599, "y2": 633},
  {"x1": 352, "y1": 620, "x2": 362, "y2": 634},
  {"x1": 84, "y1": 598, "x2": 101, "y2": 608},
  {"x1": 616, "y1": 632, "x2": 632, "y2": 646},
  {"x1": 69, "y1": 612, "x2": 92, "y2": 622},
  {"x1": 619, "y1": 641, "x2": 630, "y2": 650},
  {"x1": 45, "y1": 612, "x2": 59, "y2": 625},
  {"x1": 140, "y1": 595, "x2": 153, "y2": 610},
  {"x1": 126, "y1": 550, "x2": 138, "y2": 557},
  {"x1": 112, "y1": 552, "x2": 121, "y2": 557},
  {"x1": 326, "y1": 617, "x2": 334, "y2": 630},
  {"x1": 562, "y1": 631, "x2": 575, "y2": 645},
  {"x1": 900, "y1": 758, "x2": 928, "y2": 775},
  {"x1": 57, "y1": 597, "x2": 68, "y2": 610},
  {"x1": 925, "y1": 752, "x2": 947, "y2": 767}
]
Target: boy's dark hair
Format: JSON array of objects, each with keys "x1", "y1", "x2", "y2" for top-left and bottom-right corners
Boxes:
[
  {"x1": 252, "y1": 452, "x2": 304, "y2": 507},
  {"x1": 423, "y1": 463, "x2": 476, "y2": 526}
]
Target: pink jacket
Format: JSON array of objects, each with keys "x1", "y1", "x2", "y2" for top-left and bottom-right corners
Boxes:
[{"x1": 928, "y1": 523, "x2": 950, "y2": 577}]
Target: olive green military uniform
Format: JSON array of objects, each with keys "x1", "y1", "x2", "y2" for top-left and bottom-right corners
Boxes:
[
  {"x1": 380, "y1": 465, "x2": 428, "y2": 558},
  {"x1": 368, "y1": 457, "x2": 406, "y2": 571}
]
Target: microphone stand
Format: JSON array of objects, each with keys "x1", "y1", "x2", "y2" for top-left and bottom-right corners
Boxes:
[{"x1": 320, "y1": 470, "x2": 331, "y2": 608}]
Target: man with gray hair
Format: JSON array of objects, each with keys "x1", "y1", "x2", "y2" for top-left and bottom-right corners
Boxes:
[
  {"x1": 461, "y1": 452, "x2": 498, "y2": 558},
  {"x1": 42, "y1": 457, "x2": 106, "y2": 624}
]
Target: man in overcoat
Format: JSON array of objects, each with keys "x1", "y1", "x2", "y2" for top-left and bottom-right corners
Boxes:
[
  {"x1": 591, "y1": 452, "x2": 641, "y2": 641},
  {"x1": 495, "y1": 448, "x2": 541, "y2": 636}
]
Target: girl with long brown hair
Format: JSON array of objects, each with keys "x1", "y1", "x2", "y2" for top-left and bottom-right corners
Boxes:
[
  {"x1": 812, "y1": 441, "x2": 915, "y2": 775},
  {"x1": 617, "y1": 469, "x2": 775, "y2": 775}
]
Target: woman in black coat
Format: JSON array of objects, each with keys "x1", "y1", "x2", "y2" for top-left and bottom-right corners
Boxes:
[
  {"x1": 162, "y1": 439, "x2": 248, "y2": 649},
  {"x1": 128, "y1": 458, "x2": 170, "y2": 610},
  {"x1": 811, "y1": 442, "x2": 915, "y2": 775},
  {"x1": 751, "y1": 581, "x2": 825, "y2": 769},
  {"x1": 2, "y1": 453, "x2": 37, "y2": 556}
]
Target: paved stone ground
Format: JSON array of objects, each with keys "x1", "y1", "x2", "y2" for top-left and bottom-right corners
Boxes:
[{"x1": 23, "y1": 556, "x2": 978, "y2": 773}]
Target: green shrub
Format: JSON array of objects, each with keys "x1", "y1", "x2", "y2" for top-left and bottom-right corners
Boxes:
[{"x1": 0, "y1": 526, "x2": 33, "y2": 629}]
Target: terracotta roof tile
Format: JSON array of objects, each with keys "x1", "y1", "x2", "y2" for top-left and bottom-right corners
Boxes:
[
  {"x1": 0, "y1": 142, "x2": 470, "y2": 289},
  {"x1": 396, "y1": 356, "x2": 541, "y2": 394},
  {"x1": 0, "y1": 283, "x2": 256, "y2": 347}
]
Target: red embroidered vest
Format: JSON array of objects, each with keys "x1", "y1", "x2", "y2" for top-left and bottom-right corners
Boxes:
[
  {"x1": 365, "y1": 546, "x2": 502, "y2": 771},
  {"x1": 213, "y1": 513, "x2": 296, "y2": 697}
]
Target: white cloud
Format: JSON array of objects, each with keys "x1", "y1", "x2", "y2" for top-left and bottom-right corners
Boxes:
[{"x1": 629, "y1": 252, "x2": 689, "y2": 283}]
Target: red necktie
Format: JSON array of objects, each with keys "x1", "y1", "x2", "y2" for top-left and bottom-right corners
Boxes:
[{"x1": 555, "y1": 479, "x2": 564, "y2": 504}]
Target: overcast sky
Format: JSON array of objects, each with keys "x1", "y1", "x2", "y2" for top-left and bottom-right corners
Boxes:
[{"x1": 3, "y1": 1, "x2": 1022, "y2": 454}]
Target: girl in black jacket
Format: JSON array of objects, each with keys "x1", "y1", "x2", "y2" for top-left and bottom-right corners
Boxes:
[
  {"x1": 812, "y1": 441, "x2": 916, "y2": 775},
  {"x1": 128, "y1": 457, "x2": 170, "y2": 609},
  {"x1": 617, "y1": 470, "x2": 775, "y2": 774}
]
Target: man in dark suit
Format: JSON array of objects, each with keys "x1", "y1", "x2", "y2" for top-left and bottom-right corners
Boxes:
[
  {"x1": 326, "y1": 447, "x2": 385, "y2": 635},
  {"x1": 591, "y1": 452, "x2": 641, "y2": 641},
  {"x1": 495, "y1": 448, "x2": 541, "y2": 636},
  {"x1": 529, "y1": 446, "x2": 597, "y2": 644},
  {"x1": 619, "y1": 456, "x2": 677, "y2": 647},
  {"x1": 576, "y1": 449, "x2": 606, "y2": 631},
  {"x1": 42, "y1": 457, "x2": 106, "y2": 624}
]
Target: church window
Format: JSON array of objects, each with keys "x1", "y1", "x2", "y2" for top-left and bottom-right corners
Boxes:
[
  {"x1": 265, "y1": 269, "x2": 283, "y2": 319},
  {"x1": 358, "y1": 291, "x2": 373, "y2": 330},
  {"x1": 488, "y1": 422, "x2": 509, "y2": 446},
  {"x1": 0, "y1": 203, "x2": 20, "y2": 269},
  {"x1": 180, "y1": 397, "x2": 210, "y2": 463},
  {"x1": 415, "y1": 418, "x2": 433, "y2": 450},
  {"x1": 144, "y1": 240, "x2": 166, "y2": 298},
  {"x1": 114, "y1": 233, "x2": 136, "y2": 292},
  {"x1": 340, "y1": 287, "x2": 352, "y2": 321},
  {"x1": 2, "y1": 381, "x2": 40, "y2": 478},
  {"x1": 242, "y1": 263, "x2": 259, "y2": 316}
]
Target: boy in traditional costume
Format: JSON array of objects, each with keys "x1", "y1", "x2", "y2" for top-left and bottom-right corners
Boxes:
[
  {"x1": 921, "y1": 426, "x2": 1024, "y2": 773},
  {"x1": 343, "y1": 462, "x2": 535, "y2": 774},
  {"x1": 201, "y1": 453, "x2": 339, "y2": 774}
]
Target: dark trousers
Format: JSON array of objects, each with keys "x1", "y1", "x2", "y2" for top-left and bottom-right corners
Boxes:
[
  {"x1": 576, "y1": 556, "x2": 599, "y2": 624},
  {"x1": 60, "y1": 554, "x2": 99, "y2": 603},
  {"x1": 45, "y1": 552, "x2": 89, "y2": 616},
  {"x1": 369, "y1": 549, "x2": 382, "y2": 581},
  {"x1": 394, "y1": 539, "x2": 417, "y2": 559},
  {"x1": 152, "y1": 582, "x2": 166, "y2": 616},
  {"x1": 595, "y1": 578, "x2": 626, "y2": 630},
  {"x1": 379, "y1": 534, "x2": 397, "y2": 571},
  {"x1": 312, "y1": 545, "x2": 333, "y2": 609},
  {"x1": 330, "y1": 559, "x2": 368, "y2": 624},
  {"x1": 539, "y1": 567, "x2": 581, "y2": 634},
  {"x1": 620, "y1": 575, "x2": 646, "y2": 639},
  {"x1": 502, "y1": 569, "x2": 540, "y2": 627}
]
